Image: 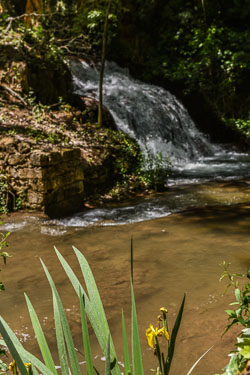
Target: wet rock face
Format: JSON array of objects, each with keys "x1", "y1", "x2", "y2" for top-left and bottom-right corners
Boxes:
[{"x1": 0, "y1": 137, "x2": 84, "y2": 218}]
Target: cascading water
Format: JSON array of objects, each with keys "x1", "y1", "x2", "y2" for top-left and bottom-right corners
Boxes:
[
  {"x1": 70, "y1": 60, "x2": 217, "y2": 163},
  {"x1": 70, "y1": 59, "x2": 250, "y2": 186}
]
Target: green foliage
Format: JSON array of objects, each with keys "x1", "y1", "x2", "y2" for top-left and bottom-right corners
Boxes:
[
  {"x1": 161, "y1": 22, "x2": 250, "y2": 117},
  {"x1": 230, "y1": 114, "x2": 250, "y2": 136},
  {"x1": 220, "y1": 262, "x2": 250, "y2": 335},
  {"x1": 71, "y1": 0, "x2": 119, "y2": 51},
  {"x1": 218, "y1": 263, "x2": 250, "y2": 375},
  {"x1": 0, "y1": 358, "x2": 9, "y2": 373},
  {"x1": 112, "y1": 132, "x2": 142, "y2": 182},
  {"x1": 138, "y1": 152, "x2": 171, "y2": 192},
  {"x1": 218, "y1": 329, "x2": 250, "y2": 375},
  {"x1": 0, "y1": 245, "x2": 142, "y2": 375},
  {"x1": 117, "y1": 0, "x2": 250, "y2": 122}
]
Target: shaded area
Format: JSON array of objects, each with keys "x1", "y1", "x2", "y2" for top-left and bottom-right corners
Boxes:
[{"x1": 179, "y1": 203, "x2": 250, "y2": 237}]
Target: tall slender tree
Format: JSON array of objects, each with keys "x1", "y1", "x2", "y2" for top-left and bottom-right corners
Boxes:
[{"x1": 98, "y1": 0, "x2": 112, "y2": 127}]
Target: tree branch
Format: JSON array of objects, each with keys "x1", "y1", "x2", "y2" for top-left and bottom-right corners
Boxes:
[{"x1": 0, "y1": 83, "x2": 27, "y2": 106}]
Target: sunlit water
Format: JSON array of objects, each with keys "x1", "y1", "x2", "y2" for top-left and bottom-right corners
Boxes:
[{"x1": 1, "y1": 180, "x2": 250, "y2": 375}]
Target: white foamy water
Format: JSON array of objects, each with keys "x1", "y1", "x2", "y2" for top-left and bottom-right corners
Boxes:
[
  {"x1": 70, "y1": 60, "x2": 218, "y2": 164},
  {"x1": 70, "y1": 60, "x2": 250, "y2": 183}
]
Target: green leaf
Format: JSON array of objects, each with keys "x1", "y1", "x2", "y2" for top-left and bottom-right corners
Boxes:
[
  {"x1": 165, "y1": 294, "x2": 185, "y2": 375},
  {"x1": 0, "y1": 318, "x2": 28, "y2": 375},
  {"x1": 219, "y1": 271, "x2": 228, "y2": 282},
  {"x1": 0, "y1": 360, "x2": 9, "y2": 372},
  {"x1": 122, "y1": 311, "x2": 131, "y2": 375},
  {"x1": 225, "y1": 309, "x2": 237, "y2": 318},
  {"x1": 105, "y1": 335, "x2": 111, "y2": 375},
  {"x1": 79, "y1": 288, "x2": 95, "y2": 375},
  {"x1": 41, "y1": 259, "x2": 81, "y2": 375},
  {"x1": 0, "y1": 319, "x2": 54, "y2": 375},
  {"x1": 131, "y1": 280, "x2": 144, "y2": 375},
  {"x1": 237, "y1": 340, "x2": 250, "y2": 348},
  {"x1": 235, "y1": 288, "x2": 241, "y2": 303},
  {"x1": 130, "y1": 237, "x2": 133, "y2": 284},
  {"x1": 222, "y1": 318, "x2": 239, "y2": 336},
  {"x1": 52, "y1": 291, "x2": 70, "y2": 375},
  {"x1": 56, "y1": 246, "x2": 120, "y2": 375},
  {"x1": 24, "y1": 294, "x2": 57, "y2": 375}
]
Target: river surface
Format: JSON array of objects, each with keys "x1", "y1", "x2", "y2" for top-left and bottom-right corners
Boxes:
[{"x1": 1, "y1": 178, "x2": 250, "y2": 375}]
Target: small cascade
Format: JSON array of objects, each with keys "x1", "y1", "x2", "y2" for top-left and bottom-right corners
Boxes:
[{"x1": 70, "y1": 60, "x2": 218, "y2": 165}]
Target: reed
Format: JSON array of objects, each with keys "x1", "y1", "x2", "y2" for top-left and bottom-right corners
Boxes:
[{"x1": 0, "y1": 240, "x2": 210, "y2": 375}]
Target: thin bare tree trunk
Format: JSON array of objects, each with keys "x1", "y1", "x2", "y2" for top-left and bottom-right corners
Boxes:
[
  {"x1": 98, "y1": 0, "x2": 112, "y2": 127},
  {"x1": 201, "y1": 0, "x2": 207, "y2": 25}
]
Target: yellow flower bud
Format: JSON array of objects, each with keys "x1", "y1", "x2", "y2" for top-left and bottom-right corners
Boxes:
[{"x1": 160, "y1": 307, "x2": 168, "y2": 313}]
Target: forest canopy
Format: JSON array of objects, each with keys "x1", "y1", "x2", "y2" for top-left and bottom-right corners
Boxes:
[{"x1": 0, "y1": 0, "x2": 249, "y2": 136}]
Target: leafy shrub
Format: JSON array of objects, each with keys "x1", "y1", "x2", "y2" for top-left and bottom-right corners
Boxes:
[{"x1": 218, "y1": 262, "x2": 250, "y2": 375}]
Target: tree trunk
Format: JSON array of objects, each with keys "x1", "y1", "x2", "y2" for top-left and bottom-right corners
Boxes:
[{"x1": 98, "y1": 0, "x2": 112, "y2": 127}]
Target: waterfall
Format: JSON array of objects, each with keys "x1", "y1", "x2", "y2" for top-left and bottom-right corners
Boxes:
[{"x1": 70, "y1": 60, "x2": 218, "y2": 165}]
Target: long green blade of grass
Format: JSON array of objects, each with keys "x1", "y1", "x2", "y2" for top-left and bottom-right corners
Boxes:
[
  {"x1": 54, "y1": 248, "x2": 104, "y2": 343},
  {"x1": 130, "y1": 237, "x2": 134, "y2": 284},
  {"x1": 79, "y1": 288, "x2": 95, "y2": 375},
  {"x1": 122, "y1": 310, "x2": 131, "y2": 375},
  {"x1": 30, "y1": 365, "x2": 40, "y2": 375},
  {"x1": 105, "y1": 334, "x2": 111, "y2": 375},
  {"x1": 131, "y1": 280, "x2": 144, "y2": 375},
  {"x1": 54, "y1": 247, "x2": 90, "y2": 307},
  {"x1": 41, "y1": 259, "x2": 81, "y2": 375},
  {"x1": 73, "y1": 247, "x2": 117, "y2": 357},
  {"x1": 24, "y1": 294, "x2": 57, "y2": 375},
  {"x1": 0, "y1": 318, "x2": 28, "y2": 375},
  {"x1": 52, "y1": 291, "x2": 70, "y2": 375},
  {"x1": 55, "y1": 247, "x2": 120, "y2": 375},
  {"x1": 0, "y1": 318, "x2": 54, "y2": 375},
  {"x1": 165, "y1": 293, "x2": 186, "y2": 375}
]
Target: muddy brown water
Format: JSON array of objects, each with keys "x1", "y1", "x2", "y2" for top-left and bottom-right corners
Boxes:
[{"x1": 1, "y1": 183, "x2": 250, "y2": 374}]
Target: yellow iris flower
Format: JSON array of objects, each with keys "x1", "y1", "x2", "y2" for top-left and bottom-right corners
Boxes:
[
  {"x1": 145, "y1": 324, "x2": 169, "y2": 349},
  {"x1": 9, "y1": 360, "x2": 31, "y2": 373}
]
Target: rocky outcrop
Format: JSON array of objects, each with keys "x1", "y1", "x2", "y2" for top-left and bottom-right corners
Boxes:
[{"x1": 0, "y1": 137, "x2": 84, "y2": 218}]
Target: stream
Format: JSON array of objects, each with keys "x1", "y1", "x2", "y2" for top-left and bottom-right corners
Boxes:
[
  {"x1": 1, "y1": 178, "x2": 250, "y2": 375},
  {"x1": 1, "y1": 60, "x2": 250, "y2": 374}
]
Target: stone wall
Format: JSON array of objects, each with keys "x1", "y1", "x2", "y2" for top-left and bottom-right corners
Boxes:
[{"x1": 0, "y1": 137, "x2": 84, "y2": 218}]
